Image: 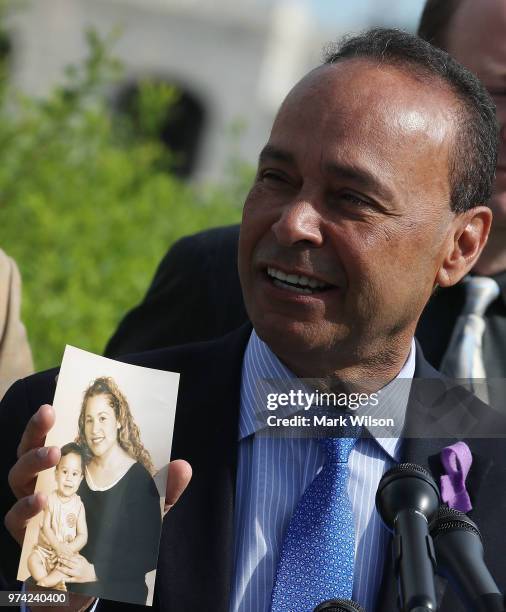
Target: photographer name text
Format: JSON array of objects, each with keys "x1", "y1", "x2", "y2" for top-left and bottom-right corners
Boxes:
[{"x1": 266, "y1": 414, "x2": 395, "y2": 428}]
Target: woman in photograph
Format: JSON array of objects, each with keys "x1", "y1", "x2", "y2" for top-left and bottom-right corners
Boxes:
[{"x1": 57, "y1": 376, "x2": 161, "y2": 605}]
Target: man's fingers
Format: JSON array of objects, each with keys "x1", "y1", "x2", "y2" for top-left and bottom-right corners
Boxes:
[
  {"x1": 17, "y1": 405, "x2": 55, "y2": 458},
  {"x1": 4, "y1": 492, "x2": 46, "y2": 545},
  {"x1": 165, "y1": 460, "x2": 192, "y2": 511},
  {"x1": 8, "y1": 445, "x2": 60, "y2": 499}
]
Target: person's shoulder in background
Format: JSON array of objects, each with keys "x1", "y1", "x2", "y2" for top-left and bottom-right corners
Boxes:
[
  {"x1": 0, "y1": 249, "x2": 34, "y2": 399},
  {"x1": 104, "y1": 224, "x2": 247, "y2": 356}
]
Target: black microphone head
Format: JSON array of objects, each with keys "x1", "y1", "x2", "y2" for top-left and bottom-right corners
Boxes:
[
  {"x1": 313, "y1": 599, "x2": 364, "y2": 612},
  {"x1": 429, "y1": 505, "x2": 503, "y2": 610},
  {"x1": 430, "y1": 505, "x2": 481, "y2": 539},
  {"x1": 375, "y1": 462, "x2": 440, "y2": 528}
]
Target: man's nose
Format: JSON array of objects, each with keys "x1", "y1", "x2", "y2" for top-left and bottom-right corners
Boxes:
[{"x1": 271, "y1": 199, "x2": 323, "y2": 247}]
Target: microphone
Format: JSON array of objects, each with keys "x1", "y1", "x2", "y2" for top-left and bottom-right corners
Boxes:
[
  {"x1": 313, "y1": 599, "x2": 364, "y2": 612},
  {"x1": 376, "y1": 462, "x2": 440, "y2": 612},
  {"x1": 430, "y1": 506, "x2": 504, "y2": 612}
]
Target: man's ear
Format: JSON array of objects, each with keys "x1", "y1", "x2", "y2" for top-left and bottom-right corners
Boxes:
[{"x1": 436, "y1": 205, "x2": 492, "y2": 288}]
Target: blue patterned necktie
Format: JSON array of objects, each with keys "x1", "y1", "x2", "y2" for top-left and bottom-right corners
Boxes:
[{"x1": 270, "y1": 436, "x2": 358, "y2": 612}]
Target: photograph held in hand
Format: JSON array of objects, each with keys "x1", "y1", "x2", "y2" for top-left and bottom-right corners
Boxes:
[{"x1": 17, "y1": 346, "x2": 179, "y2": 607}]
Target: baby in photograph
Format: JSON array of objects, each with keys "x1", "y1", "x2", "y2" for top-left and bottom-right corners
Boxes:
[{"x1": 27, "y1": 443, "x2": 87, "y2": 589}]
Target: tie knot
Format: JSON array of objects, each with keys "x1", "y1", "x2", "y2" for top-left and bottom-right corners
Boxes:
[
  {"x1": 320, "y1": 436, "x2": 358, "y2": 463},
  {"x1": 463, "y1": 276, "x2": 500, "y2": 317}
]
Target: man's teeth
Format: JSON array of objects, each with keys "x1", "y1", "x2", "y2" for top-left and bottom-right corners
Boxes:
[
  {"x1": 273, "y1": 279, "x2": 314, "y2": 294},
  {"x1": 267, "y1": 267, "x2": 331, "y2": 292}
]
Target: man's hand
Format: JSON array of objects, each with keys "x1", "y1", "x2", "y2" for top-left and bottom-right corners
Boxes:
[
  {"x1": 5, "y1": 405, "x2": 60, "y2": 545},
  {"x1": 164, "y1": 459, "x2": 192, "y2": 513}
]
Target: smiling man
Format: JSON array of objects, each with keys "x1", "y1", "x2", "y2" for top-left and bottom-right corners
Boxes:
[
  {"x1": 2, "y1": 28, "x2": 506, "y2": 612},
  {"x1": 105, "y1": 1, "x2": 506, "y2": 390},
  {"x1": 237, "y1": 52, "x2": 475, "y2": 385}
]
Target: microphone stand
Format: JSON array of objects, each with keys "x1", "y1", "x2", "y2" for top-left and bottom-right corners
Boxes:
[{"x1": 392, "y1": 508, "x2": 438, "y2": 612}]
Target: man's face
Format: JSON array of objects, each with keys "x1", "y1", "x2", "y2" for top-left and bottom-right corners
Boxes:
[
  {"x1": 238, "y1": 60, "x2": 459, "y2": 375},
  {"x1": 446, "y1": 0, "x2": 506, "y2": 225}
]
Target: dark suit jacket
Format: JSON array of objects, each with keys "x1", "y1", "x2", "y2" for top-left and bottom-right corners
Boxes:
[
  {"x1": 104, "y1": 225, "x2": 246, "y2": 357},
  {"x1": 3, "y1": 324, "x2": 506, "y2": 611}
]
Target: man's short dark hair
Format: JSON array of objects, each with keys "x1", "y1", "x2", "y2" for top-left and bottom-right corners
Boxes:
[
  {"x1": 323, "y1": 28, "x2": 498, "y2": 214},
  {"x1": 417, "y1": 0, "x2": 462, "y2": 50},
  {"x1": 60, "y1": 442, "x2": 84, "y2": 467}
]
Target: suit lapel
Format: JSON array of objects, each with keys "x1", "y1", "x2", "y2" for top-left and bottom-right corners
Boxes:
[
  {"x1": 155, "y1": 325, "x2": 252, "y2": 612},
  {"x1": 376, "y1": 346, "x2": 496, "y2": 612},
  {"x1": 402, "y1": 348, "x2": 495, "y2": 510}
]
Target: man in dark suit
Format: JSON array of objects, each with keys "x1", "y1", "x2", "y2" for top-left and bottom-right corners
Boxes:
[
  {"x1": 2, "y1": 29, "x2": 505, "y2": 611},
  {"x1": 416, "y1": 0, "x2": 506, "y2": 383},
  {"x1": 105, "y1": 0, "x2": 506, "y2": 393}
]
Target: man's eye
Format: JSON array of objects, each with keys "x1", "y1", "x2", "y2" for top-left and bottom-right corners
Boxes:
[
  {"x1": 260, "y1": 170, "x2": 287, "y2": 183},
  {"x1": 339, "y1": 192, "x2": 370, "y2": 206},
  {"x1": 326, "y1": 191, "x2": 381, "y2": 215}
]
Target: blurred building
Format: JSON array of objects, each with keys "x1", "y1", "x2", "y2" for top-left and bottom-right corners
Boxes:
[{"x1": 6, "y1": 0, "x2": 329, "y2": 181}]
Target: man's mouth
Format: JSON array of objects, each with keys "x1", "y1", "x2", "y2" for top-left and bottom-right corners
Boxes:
[
  {"x1": 91, "y1": 437, "x2": 104, "y2": 444},
  {"x1": 266, "y1": 267, "x2": 334, "y2": 294}
]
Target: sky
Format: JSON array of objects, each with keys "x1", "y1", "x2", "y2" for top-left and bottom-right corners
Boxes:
[{"x1": 296, "y1": 0, "x2": 427, "y2": 33}]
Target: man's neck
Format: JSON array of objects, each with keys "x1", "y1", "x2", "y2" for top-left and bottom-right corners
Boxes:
[
  {"x1": 473, "y1": 228, "x2": 506, "y2": 276},
  {"x1": 277, "y1": 335, "x2": 414, "y2": 392}
]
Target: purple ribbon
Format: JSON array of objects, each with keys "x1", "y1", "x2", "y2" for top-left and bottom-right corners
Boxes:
[{"x1": 440, "y1": 441, "x2": 473, "y2": 513}]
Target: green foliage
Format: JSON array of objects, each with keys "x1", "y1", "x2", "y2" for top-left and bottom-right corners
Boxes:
[{"x1": 0, "y1": 30, "x2": 250, "y2": 369}]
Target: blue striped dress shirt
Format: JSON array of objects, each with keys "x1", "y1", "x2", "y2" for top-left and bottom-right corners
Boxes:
[{"x1": 229, "y1": 331, "x2": 415, "y2": 612}]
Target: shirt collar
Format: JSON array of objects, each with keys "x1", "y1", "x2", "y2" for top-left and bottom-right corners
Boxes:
[
  {"x1": 239, "y1": 330, "x2": 416, "y2": 461},
  {"x1": 239, "y1": 331, "x2": 294, "y2": 440}
]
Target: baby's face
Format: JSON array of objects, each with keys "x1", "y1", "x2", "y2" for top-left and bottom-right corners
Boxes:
[{"x1": 55, "y1": 452, "x2": 83, "y2": 497}]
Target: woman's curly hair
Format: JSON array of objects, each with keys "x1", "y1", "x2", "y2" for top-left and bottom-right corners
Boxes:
[{"x1": 76, "y1": 376, "x2": 155, "y2": 475}]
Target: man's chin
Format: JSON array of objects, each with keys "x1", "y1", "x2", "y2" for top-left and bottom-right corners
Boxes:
[{"x1": 253, "y1": 316, "x2": 350, "y2": 364}]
